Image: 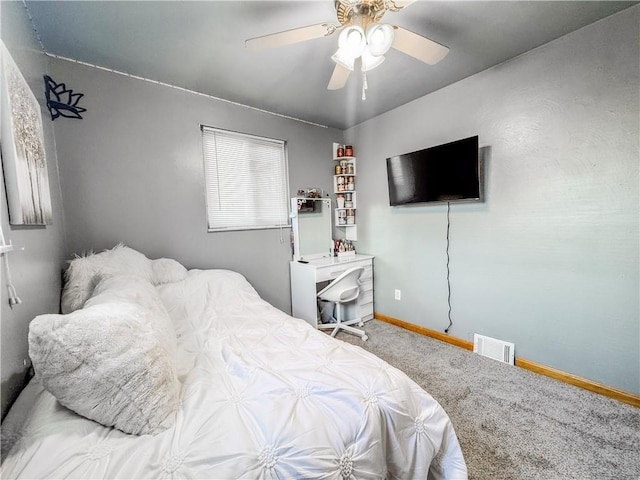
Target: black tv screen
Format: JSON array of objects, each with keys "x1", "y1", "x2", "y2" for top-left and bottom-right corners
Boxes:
[{"x1": 386, "y1": 135, "x2": 481, "y2": 206}]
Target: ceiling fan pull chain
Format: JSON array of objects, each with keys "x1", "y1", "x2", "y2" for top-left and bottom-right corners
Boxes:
[{"x1": 362, "y1": 70, "x2": 368, "y2": 101}]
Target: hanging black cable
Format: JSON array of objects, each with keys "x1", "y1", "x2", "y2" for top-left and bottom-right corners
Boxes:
[{"x1": 444, "y1": 201, "x2": 453, "y2": 333}]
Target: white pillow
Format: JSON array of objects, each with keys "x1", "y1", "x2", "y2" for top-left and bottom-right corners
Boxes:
[
  {"x1": 61, "y1": 245, "x2": 187, "y2": 314},
  {"x1": 84, "y1": 275, "x2": 177, "y2": 346},
  {"x1": 29, "y1": 275, "x2": 180, "y2": 435},
  {"x1": 150, "y1": 257, "x2": 188, "y2": 285}
]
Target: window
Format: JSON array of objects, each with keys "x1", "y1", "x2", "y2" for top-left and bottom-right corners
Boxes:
[{"x1": 201, "y1": 125, "x2": 289, "y2": 232}]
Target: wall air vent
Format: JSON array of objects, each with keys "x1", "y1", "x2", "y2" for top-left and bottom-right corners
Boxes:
[{"x1": 473, "y1": 334, "x2": 515, "y2": 365}]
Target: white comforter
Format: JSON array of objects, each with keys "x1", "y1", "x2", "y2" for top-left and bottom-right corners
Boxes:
[{"x1": 2, "y1": 269, "x2": 467, "y2": 479}]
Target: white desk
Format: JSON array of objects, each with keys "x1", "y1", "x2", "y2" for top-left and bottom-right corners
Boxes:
[{"x1": 290, "y1": 254, "x2": 374, "y2": 328}]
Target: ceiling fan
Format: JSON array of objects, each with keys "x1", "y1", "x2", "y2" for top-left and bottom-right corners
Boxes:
[{"x1": 245, "y1": 0, "x2": 449, "y2": 97}]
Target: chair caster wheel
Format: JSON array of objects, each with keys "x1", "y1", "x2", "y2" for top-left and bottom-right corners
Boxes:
[
  {"x1": 358, "y1": 322, "x2": 364, "y2": 327},
  {"x1": 362, "y1": 335, "x2": 368, "y2": 341}
]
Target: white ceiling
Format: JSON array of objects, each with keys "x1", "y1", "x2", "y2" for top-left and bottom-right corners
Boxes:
[{"x1": 26, "y1": 1, "x2": 637, "y2": 130}]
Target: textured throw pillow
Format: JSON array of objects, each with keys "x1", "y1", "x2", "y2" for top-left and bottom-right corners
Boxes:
[
  {"x1": 29, "y1": 275, "x2": 180, "y2": 435},
  {"x1": 60, "y1": 244, "x2": 153, "y2": 314},
  {"x1": 61, "y1": 244, "x2": 187, "y2": 314}
]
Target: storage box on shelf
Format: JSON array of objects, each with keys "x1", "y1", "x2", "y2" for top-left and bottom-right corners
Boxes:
[{"x1": 332, "y1": 143, "x2": 358, "y2": 241}]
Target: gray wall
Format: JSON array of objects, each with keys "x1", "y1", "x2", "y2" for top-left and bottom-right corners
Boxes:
[
  {"x1": 49, "y1": 58, "x2": 342, "y2": 313},
  {"x1": 346, "y1": 7, "x2": 639, "y2": 395},
  {"x1": 0, "y1": 2, "x2": 67, "y2": 418}
]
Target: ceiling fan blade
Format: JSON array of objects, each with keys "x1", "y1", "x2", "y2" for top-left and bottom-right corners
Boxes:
[
  {"x1": 246, "y1": 23, "x2": 337, "y2": 51},
  {"x1": 327, "y1": 64, "x2": 351, "y2": 90},
  {"x1": 391, "y1": 26, "x2": 449, "y2": 65}
]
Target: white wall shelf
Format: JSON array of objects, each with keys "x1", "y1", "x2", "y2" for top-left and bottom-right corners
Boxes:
[{"x1": 332, "y1": 143, "x2": 359, "y2": 241}]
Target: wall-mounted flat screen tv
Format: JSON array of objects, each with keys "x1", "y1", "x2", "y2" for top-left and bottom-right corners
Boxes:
[{"x1": 386, "y1": 135, "x2": 482, "y2": 206}]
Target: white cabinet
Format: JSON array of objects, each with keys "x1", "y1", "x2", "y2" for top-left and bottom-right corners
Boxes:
[{"x1": 290, "y1": 255, "x2": 374, "y2": 328}]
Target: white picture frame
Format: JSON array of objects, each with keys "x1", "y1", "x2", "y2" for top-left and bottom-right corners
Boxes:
[{"x1": 0, "y1": 41, "x2": 52, "y2": 225}]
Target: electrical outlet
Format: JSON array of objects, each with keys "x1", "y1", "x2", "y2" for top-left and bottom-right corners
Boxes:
[{"x1": 394, "y1": 289, "x2": 401, "y2": 300}]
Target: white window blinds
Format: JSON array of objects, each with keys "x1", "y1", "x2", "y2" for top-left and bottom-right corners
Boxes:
[{"x1": 201, "y1": 126, "x2": 289, "y2": 231}]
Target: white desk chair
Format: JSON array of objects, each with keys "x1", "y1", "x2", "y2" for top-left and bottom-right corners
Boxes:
[{"x1": 317, "y1": 266, "x2": 368, "y2": 341}]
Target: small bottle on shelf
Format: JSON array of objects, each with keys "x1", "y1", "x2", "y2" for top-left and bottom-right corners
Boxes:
[
  {"x1": 347, "y1": 162, "x2": 354, "y2": 175},
  {"x1": 346, "y1": 209, "x2": 355, "y2": 224}
]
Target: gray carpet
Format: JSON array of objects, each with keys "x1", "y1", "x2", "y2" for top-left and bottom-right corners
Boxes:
[{"x1": 336, "y1": 319, "x2": 640, "y2": 480}]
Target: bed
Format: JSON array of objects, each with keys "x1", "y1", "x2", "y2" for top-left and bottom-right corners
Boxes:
[{"x1": 1, "y1": 246, "x2": 467, "y2": 479}]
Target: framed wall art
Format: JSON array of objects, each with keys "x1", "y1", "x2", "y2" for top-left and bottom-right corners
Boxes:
[{"x1": 1, "y1": 41, "x2": 52, "y2": 225}]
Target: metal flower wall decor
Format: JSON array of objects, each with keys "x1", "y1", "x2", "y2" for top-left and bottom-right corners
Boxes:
[{"x1": 44, "y1": 75, "x2": 86, "y2": 120}]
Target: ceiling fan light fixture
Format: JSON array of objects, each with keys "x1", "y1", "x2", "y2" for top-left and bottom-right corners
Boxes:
[
  {"x1": 338, "y1": 25, "x2": 367, "y2": 58},
  {"x1": 361, "y1": 48, "x2": 385, "y2": 72},
  {"x1": 331, "y1": 48, "x2": 356, "y2": 71},
  {"x1": 365, "y1": 23, "x2": 394, "y2": 56}
]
